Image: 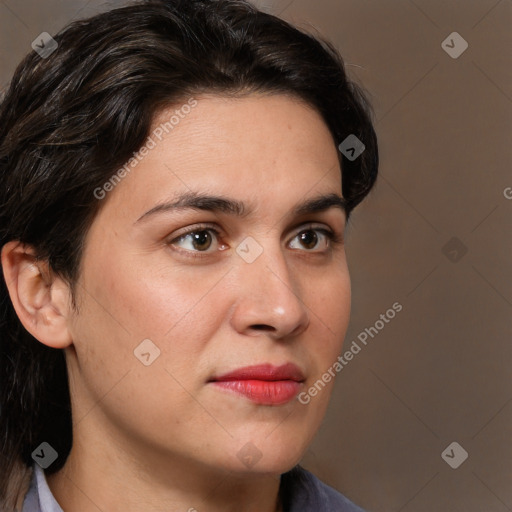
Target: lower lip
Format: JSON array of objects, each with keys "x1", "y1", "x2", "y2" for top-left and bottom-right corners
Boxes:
[{"x1": 211, "y1": 380, "x2": 301, "y2": 405}]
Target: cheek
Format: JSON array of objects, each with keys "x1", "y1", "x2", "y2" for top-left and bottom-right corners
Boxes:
[
  {"x1": 301, "y1": 263, "x2": 351, "y2": 402},
  {"x1": 298, "y1": 268, "x2": 350, "y2": 425},
  {"x1": 84, "y1": 246, "x2": 229, "y2": 343},
  {"x1": 68, "y1": 253, "x2": 232, "y2": 429},
  {"x1": 307, "y1": 263, "x2": 351, "y2": 338},
  {"x1": 69, "y1": 251, "x2": 229, "y2": 405}
]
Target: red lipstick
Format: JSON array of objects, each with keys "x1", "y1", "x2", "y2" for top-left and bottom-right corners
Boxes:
[{"x1": 209, "y1": 363, "x2": 305, "y2": 405}]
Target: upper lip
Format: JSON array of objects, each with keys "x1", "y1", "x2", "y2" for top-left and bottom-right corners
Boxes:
[{"x1": 210, "y1": 363, "x2": 305, "y2": 382}]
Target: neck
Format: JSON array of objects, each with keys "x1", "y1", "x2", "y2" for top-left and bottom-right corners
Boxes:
[{"x1": 46, "y1": 430, "x2": 284, "y2": 512}]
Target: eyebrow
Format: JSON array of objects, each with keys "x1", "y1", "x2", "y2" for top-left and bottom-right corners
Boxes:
[{"x1": 135, "y1": 191, "x2": 347, "y2": 224}]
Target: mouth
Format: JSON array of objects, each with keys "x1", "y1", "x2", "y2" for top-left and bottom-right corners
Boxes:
[{"x1": 208, "y1": 363, "x2": 305, "y2": 405}]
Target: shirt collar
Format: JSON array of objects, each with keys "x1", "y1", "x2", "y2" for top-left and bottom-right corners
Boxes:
[{"x1": 33, "y1": 463, "x2": 64, "y2": 512}]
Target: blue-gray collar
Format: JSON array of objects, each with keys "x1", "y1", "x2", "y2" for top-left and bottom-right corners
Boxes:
[{"x1": 22, "y1": 464, "x2": 63, "y2": 512}]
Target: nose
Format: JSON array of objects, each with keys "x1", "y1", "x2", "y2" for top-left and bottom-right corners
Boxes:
[{"x1": 229, "y1": 241, "x2": 310, "y2": 340}]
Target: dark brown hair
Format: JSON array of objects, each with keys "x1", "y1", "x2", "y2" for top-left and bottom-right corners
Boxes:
[{"x1": 0, "y1": 0, "x2": 378, "y2": 504}]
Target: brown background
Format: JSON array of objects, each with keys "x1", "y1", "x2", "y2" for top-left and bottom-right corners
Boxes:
[{"x1": 1, "y1": 0, "x2": 510, "y2": 510}]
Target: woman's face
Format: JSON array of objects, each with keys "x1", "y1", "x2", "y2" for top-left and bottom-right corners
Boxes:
[{"x1": 65, "y1": 93, "x2": 350, "y2": 476}]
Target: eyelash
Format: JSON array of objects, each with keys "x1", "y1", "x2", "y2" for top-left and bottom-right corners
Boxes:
[{"x1": 167, "y1": 223, "x2": 343, "y2": 259}]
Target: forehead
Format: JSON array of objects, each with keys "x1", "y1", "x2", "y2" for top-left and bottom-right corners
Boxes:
[{"x1": 98, "y1": 93, "x2": 342, "y2": 222}]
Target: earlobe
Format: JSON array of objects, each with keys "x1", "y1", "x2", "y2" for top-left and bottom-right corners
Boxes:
[{"x1": 1, "y1": 241, "x2": 73, "y2": 349}]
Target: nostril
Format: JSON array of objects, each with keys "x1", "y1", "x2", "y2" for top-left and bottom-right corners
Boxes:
[{"x1": 251, "y1": 324, "x2": 275, "y2": 331}]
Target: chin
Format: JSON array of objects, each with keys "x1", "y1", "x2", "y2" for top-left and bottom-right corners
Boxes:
[{"x1": 221, "y1": 428, "x2": 312, "y2": 476}]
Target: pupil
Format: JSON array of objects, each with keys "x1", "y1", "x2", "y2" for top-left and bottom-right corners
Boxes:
[
  {"x1": 300, "y1": 231, "x2": 317, "y2": 249},
  {"x1": 193, "y1": 231, "x2": 212, "y2": 250}
]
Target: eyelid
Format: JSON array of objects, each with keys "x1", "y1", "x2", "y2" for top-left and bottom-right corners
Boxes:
[
  {"x1": 288, "y1": 222, "x2": 343, "y2": 243},
  {"x1": 168, "y1": 222, "x2": 221, "y2": 243}
]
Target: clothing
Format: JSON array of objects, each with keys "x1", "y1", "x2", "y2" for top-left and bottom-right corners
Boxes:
[
  {"x1": 21, "y1": 462, "x2": 365, "y2": 512},
  {"x1": 21, "y1": 464, "x2": 61, "y2": 512},
  {"x1": 280, "y1": 465, "x2": 366, "y2": 512}
]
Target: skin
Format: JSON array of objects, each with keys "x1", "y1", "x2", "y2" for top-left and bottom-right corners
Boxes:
[{"x1": 2, "y1": 93, "x2": 351, "y2": 512}]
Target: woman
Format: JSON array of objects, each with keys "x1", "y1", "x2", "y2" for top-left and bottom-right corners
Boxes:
[{"x1": 0, "y1": 0, "x2": 378, "y2": 510}]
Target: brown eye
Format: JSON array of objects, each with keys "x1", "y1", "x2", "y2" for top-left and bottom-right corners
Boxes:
[
  {"x1": 289, "y1": 227, "x2": 337, "y2": 252},
  {"x1": 171, "y1": 228, "x2": 221, "y2": 253},
  {"x1": 190, "y1": 230, "x2": 213, "y2": 251},
  {"x1": 298, "y1": 230, "x2": 319, "y2": 250}
]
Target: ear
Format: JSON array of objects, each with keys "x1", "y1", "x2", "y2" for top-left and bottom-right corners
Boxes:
[{"x1": 1, "y1": 241, "x2": 73, "y2": 349}]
